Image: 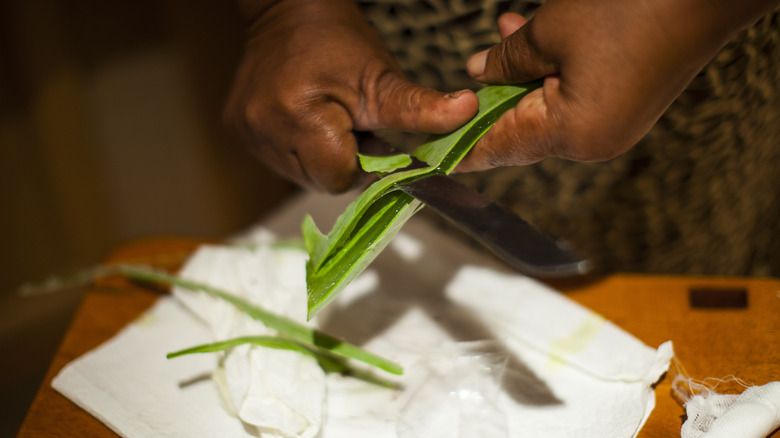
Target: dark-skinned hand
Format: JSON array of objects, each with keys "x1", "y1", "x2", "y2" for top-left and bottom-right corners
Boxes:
[
  {"x1": 225, "y1": 0, "x2": 479, "y2": 192},
  {"x1": 459, "y1": 0, "x2": 778, "y2": 171}
]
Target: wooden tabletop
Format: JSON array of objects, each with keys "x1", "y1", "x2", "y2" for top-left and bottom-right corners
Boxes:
[{"x1": 17, "y1": 237, "x2": 780, "y2": 438}]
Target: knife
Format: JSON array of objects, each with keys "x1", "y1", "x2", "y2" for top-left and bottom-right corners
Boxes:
[{"x1": 393, "y1": 167, "x2": 591, "y2": 277}]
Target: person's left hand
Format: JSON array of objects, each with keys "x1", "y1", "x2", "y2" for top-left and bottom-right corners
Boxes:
[{"x1": 458, "y1": 0, "x2": 771, "y2": 172}]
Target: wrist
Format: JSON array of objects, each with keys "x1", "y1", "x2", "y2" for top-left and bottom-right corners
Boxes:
[
  {"x1": 236, "y1": 0, "x2": 283, "y2": 25},
  {"x1": 711, "y1": 0, "x2": 778, "y2": 33},
  {"x1": 681, "y1": 0, "x2": 778, "y2": 45},
  {"x1": 237, "y1": 0, "x2": 362, "y2": 27}
]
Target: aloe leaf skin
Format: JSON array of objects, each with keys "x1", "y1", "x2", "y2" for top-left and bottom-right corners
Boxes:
[
  {"x1": 302, "y1": 213, "x2": 325, "y2": 256},
  {"x1": 303, "y1": 166, "x2": 430, "y2": 322},
  {"x1": 118, "y1": 264, "x2": 403, "y2": 375},
  {"x1": 306, "y1": 190, "x2": 420, "y2": 318},
  {"x1": 306, "y1": 165, "x2": 430, "y2": 271},
  {"x1": 357, "y1": 152, "x2": 412, "y2": 175},
  {"x1": 304, "y1": 84, "x2": 541, "y2": 321}
]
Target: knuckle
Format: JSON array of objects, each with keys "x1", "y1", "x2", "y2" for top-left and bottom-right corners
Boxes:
[
  {"x1": 496, "y1": 43, "x2": 526, "y2": 79},
  {"x1": 321, "y1": 175, "x2": 358, "y2": 194},
  {"x1": 309, "y1": 132, "x2": 362, "y2": 193},
  {"x1": 242, "y1": 99, "x2": 268, "y2": 131},
  {"x1": 494, "y1": 30, "x2": 543, "y2": 80},
  {"x1": 316, "y1": 162, "x2": 361, "y2": 193},
  {"x1": 400, "y1": 85, "x2": 427, "y2": 125}
]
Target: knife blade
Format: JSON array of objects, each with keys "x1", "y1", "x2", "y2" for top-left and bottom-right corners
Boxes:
[{"x1": 395, "y1": 173, "x2": 591, "y2": 277}]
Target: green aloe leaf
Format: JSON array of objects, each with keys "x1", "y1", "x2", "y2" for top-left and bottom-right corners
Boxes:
[
  {"x1": 357, "y1": 152, "x2": 412, "y2": 175},
  {"x1": 167, "y1": 335, "x2": 313, "y2": 359},
  {"x1": 304, "y1": 83, "x2": 541, "y2": 320},
  {"x1": 118, "y1": 264, "x2": 403, "y2": 375},
  {"x1": 167, "y1": 335, "x2": 399, "y2": 389}
]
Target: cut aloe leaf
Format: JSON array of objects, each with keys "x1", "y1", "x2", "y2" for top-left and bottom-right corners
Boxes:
[
  {"x1": 118, "y1": 264, "x2": 403, "y2": 375},
  {"x1": 357, "y1": 152, "x2": 412, "y2": 175},
  {"x1": 304, "y1": 83, "x2": 541, "y2": 320}
]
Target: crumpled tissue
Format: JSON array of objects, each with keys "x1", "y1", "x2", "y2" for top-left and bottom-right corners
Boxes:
[
  {"x1": 171, "y1": 242, "x2": 325, "y2": 438},
  {"x1": 680, "y1": 380, "x2": 780, "y2": 438},
  {"x1": 53, "y1": 223, "x2": 673, "y2": 438}
]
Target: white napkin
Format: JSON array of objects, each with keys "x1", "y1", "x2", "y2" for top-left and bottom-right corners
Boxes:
[
  {"x1": 317, "y1": 263, "x2": 673, "y2": 438},
  {"x1": 51, "y1": 297, "x2": 256, "y2": 437},
  {"x1": 52, "y1": 192, "x2": 674, "y2": 438}
]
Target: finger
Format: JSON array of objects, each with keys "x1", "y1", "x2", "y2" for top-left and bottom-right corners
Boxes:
[
  {"x1": 294, "y1": 105, "x2": 367, "y2": 193},
  {"x1": 225, "y1": 94, "x2": 315, "y2": 189},
  {"x1": 497, "y1": 12, "x2": 527, "y2": 39},
  {"x1": 368, "y1": 74, "x2": 479, "y2": 134},
  {"x1": 467, "y1": 19, "x2": 557, "y2": 84},
  {"x1": 244, "y1": 134, "x2": 312, "y2": 189}
]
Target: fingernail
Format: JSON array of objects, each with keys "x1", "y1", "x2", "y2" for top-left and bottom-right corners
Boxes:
[
  {"x1": 466, "y1": 50, "x2": 488, "y2": 77},
  {"x1": 444, "y1": 90, "x2": 467, "y2": 99}
]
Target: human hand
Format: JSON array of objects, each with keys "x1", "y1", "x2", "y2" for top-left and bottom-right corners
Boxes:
[
  {"x1": 460, "y1": 0, "x2": 778, "y2": 172},
  {"x1": 225, "y1": 0, "x2": 479, "y2": 192}
]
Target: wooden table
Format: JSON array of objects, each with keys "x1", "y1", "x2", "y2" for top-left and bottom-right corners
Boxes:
[{"x1": 17, "y1": 237, "x2": 780, "y2": 437}]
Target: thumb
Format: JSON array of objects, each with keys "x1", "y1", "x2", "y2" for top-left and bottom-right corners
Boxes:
[
  {"x1": 497, "y1": 12, "x2": 527, "y2": 39},
  {"x1": 466, "y1": 18, "x2": 557, "y2": 84},
  {"x1": 367, "y1": 73, "x2": 480, "y2": 134}
]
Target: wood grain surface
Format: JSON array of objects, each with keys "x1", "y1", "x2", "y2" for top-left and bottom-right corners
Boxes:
[{"x1": 17, "y1": 238, "x2": 780, "y2": 438}]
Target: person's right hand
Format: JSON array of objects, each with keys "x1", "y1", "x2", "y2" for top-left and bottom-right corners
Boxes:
[{"x1": 225, "y1": 0, "x2": 479, "y2": 192}]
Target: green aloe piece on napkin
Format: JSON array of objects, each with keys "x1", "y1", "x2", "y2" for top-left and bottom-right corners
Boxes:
[
  {"x1": 118, "y1": 264, "x2": 403, "y2": 375},
  {"x1": 168, "y1": 335, "x2": 399, "y2": 389},
  {"x1": 304, "y1": 83, "x2": 541, "y2": 320}
]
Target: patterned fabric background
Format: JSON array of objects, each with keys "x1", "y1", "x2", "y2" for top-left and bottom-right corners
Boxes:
[{"x1": 360, "y1": 0, "x2": 780, "y2": 276}]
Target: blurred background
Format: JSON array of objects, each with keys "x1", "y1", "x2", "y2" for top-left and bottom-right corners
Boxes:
[{"x1": 0, "y1": 1, "x2": 297, "y2": 435}]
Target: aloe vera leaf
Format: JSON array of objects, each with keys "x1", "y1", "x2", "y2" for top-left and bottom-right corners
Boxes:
[
  {"x1": 167, "y1": 335, "x2": 312, "y2": 359},
  {"x1": 306, "y1": 189, "x2": 421, "y2": 317},
  {"x1": 17, "y1": 264, "x2": 122, "y2": 297},
  {"x1": 357, "y1": 152, "x2": 412, "y2": 175},
  {"x1": 303, "y1": 84, "x2": 541, "y2": 320},
  {"x1": 304, "y1": 165, "x2": 431, "y2": 271},
  {"x1": 167, "y1": 335, "x2": 399, "y2": 389},
  {"x1": 118, "y1": 264, "x2": 403, "y2": 375}
]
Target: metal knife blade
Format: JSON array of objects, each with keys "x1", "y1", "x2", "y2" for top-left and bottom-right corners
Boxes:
[{"x1": 396, "y1": 174, "x2": 591, "y2": 277}]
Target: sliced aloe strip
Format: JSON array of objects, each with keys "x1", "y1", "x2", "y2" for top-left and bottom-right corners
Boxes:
[
  {"x1": 305, "y1": 83, "x2": 541, "y2": 320},
  {"x1": 118, "y1": 264, "x2": 403, "y2": 375},
  {"x1": 357, "y1": 152, "x2": 412, "y2": 175},
  {"x1": 167, "y1": 335, "x2": 399, "y2": 389}
]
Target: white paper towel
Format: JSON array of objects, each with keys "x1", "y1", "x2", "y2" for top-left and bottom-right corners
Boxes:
[
  {"x1": 52, "y1": 191, "x2": 677, "y2": 437},
  {"x1": 53, "y1": 231, "x2": 673, "y2": 438},
  {"x1": 51, "y1": 297, "x2": 257, "y2": 438}
]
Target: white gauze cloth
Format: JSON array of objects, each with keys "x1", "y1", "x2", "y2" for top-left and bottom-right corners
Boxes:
[{"x1": 680, "y1": 380, "x2": 780, "y2": 438}]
